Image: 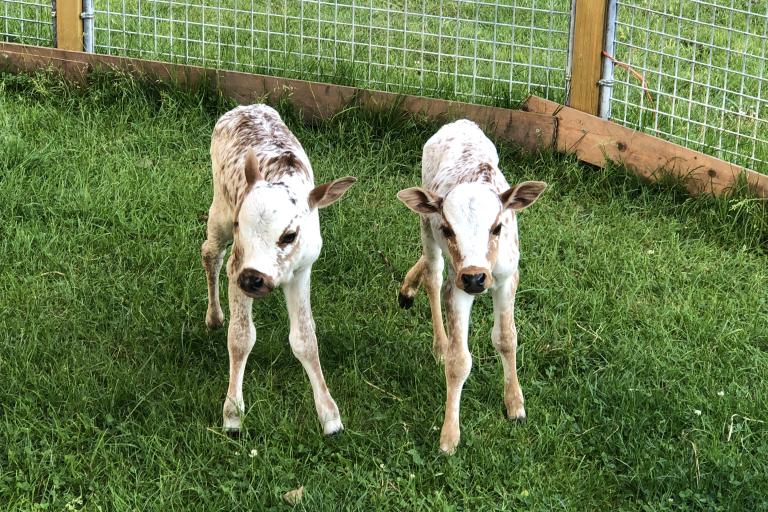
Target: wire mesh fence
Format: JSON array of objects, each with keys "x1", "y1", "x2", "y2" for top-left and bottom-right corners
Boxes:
[
  {"x1": 91, "y1": 0, "x2": 572, "y2": 104},
  {"x1": 609, "y1": 0, "x2": 768, "y2": 174},
  {"x1": 1, "y1": 0, "x2": 54, "y2": 46}
]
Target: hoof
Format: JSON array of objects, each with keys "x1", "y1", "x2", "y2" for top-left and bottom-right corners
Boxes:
[
  {"x1": 224, "y1": 428, "x2": 241, "y2": 439},
  {"x1": 439, "y1": 426, "x2": 460, "y2": 455},
  {"x1": 505, "y1": 406, "x2": 527, "y2": 422},
  {"x1": 323, "y1": 418, "x2": 344, "y2": 436},
  {"x1": 398, "y1": 293, "x2": 414, "y2": 310},
  {"x1": 326, "y1": 427, "x2": 344, "y2": 438},
  {"x1": 206, "y1": 310, "x2": 225, "y2": 330},
  {"x1": 439, "y1": 440, "x2": 458, "y2": 455}
]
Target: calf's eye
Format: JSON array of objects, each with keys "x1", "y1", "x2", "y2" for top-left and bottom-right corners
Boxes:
[
  {"x1": 491, "y1": 224, "x2": 502, "y2": 236},
  {"x1": 279, "y1": 232, "x2": 298, "y2": 245},
  {"x1": 440, "y1": 226, "x2": 455, "y2": 238}
]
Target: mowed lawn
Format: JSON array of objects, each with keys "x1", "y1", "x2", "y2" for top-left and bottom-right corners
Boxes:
[{"x1": 1, "y1": 71, "x2": 767, "y2": 510}]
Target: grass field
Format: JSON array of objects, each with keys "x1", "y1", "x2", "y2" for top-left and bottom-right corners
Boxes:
[{"x1": 1, "y1": 70, "x2": 768, "y2": 510}]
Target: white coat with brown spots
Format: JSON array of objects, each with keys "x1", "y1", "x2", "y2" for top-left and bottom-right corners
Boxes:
[
  {"x1": 202, "y1": 104, "x2": 356, "y2": 436},
  {"x1": 397, "y1": 119, "x2": 546, "y2": 454}
]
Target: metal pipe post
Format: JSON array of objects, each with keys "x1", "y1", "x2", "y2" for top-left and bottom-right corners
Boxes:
[
  {"x1": 82, "y1": 0, "x2": 94, "y2": 53},
  {"x1": 598, "y1": 0, "x2": 618, "y2": 118}
]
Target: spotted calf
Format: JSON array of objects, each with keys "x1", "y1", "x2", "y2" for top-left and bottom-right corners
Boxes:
[
  {"x1": 397, "y1": 119, "x2": 546, "y2": 454},
  {"x1": 202, "y1": 104, "x2": 356, "y2": 436}
]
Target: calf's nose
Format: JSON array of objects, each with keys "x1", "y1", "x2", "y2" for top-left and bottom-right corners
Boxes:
[
  {"x1": 460, "y1": 272, "x2": 487, "y2": 294},
  {"x1": 238, "y1": 269, "x2": 270, "y2": 295}
]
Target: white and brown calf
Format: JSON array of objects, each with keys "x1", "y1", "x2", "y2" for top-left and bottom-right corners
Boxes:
[
  {"x1": 202, "y1": 104, "x2": 356, "y2": 436},
  {"x1": 397, "y1": 119, "x2": 546, "y2": 454}
]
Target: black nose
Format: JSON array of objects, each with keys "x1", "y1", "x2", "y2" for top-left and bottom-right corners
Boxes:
[
  {"x1": 461, "y1": 273, "x2": 486, "y2": 293},
  {"x1": 238, "y1": 271, "x2": 264, "y2": 293}
]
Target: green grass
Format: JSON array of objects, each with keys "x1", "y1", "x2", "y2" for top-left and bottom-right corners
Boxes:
[{"x1": 1, "y1": 70, "x2": 768, "y2": 511}]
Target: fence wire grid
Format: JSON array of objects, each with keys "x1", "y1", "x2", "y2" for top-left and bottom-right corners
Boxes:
[
  {"x1": 1, "y1": 0, "x2": 53, "y2": 46},
  {"x1": 610, "y1": 0, "x2": 768, "y2": 174},
  {"x1": 91, "y1": 0, "x2": 572, "y2": 104},
  {"x1": 1, "y1": 1, "x2": 767, "y2": 174}
]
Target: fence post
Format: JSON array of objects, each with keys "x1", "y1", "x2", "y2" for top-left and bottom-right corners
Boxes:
[
  {"x1": 53, "y1": 0, "x2": 83, "y2": 51},
  {"x1": 567, "y1": 0, "x2": 610, "y2": 115},
  {"x1": 598, "y1": 0, "x2": 618, "y2": 119},
  {"x1": 82, "y1": 0, "x2": 94, "y2": 53}
]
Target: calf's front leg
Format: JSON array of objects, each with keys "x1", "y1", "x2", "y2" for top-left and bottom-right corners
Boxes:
[
  {"x1": 223, "y1": 279, "x2": 255, "y2": 432},
  {"x1": 491, "y1": 273, "x2": 525, "y2": 420},
  {"x1": 439, "y1": 275, "x2": 474, "y2": 454},
  {"x1": 283, "y1": 267, "x2": 343, "y2": 435}
]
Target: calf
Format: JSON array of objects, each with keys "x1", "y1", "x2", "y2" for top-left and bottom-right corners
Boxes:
[
  {"x1": 202, "y1": 104, "x2": 356, "y2": 436},
  {"x1": 396, "y1": 119, "x2": 546, "y2": 454}
]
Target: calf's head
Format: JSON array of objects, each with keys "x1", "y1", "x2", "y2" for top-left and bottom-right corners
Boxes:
[
  {"x1": 231, "y1": 149, "x2": 356, "y2": 298},
  {"x1": 397, "y1": 180, "x2": 546, "y2": 294}
]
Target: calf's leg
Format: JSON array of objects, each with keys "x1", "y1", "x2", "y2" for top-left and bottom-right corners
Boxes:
[
  {"x1": 202, "y1": 199, "x2": 231, "y2": 329},
  {"x1": 283, "y1": 268, "x2": 343, "y2": 435},
  {"x1": 491, "y1": 273, "x2": 525, "y2": 420},
  {"x1": 223, "y1": 279, "x2": 255, "y2": 432},
  {"x1": 398, "y1": 257, "x2": 426, "y2": 309},
  {"x1": 439, "y1": 275, "x2": 474, "y2": 454},
  {"x1": 399, "y1": 220, "x2": 449, "y2": 360}
]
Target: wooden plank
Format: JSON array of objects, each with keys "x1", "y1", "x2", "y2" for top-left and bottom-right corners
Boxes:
[
  {"x1": 569, "y1": 0, "x2": 609, "y2": 115},
  {"x1": 0, "y1": 43, "x2": 555, "y2": 152},
  {"x1": 522, "y1": 95, "x2": 768, "y2": 198},
  {"x1": 55, "y1": 0, "x2": 83, "y2": 52}
]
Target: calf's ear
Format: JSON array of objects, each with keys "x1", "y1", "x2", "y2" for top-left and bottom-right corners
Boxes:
[
  {"x1": 244, "y1": 149, "x2": 264, "y2": 185},
  {"x1": 396, "y1": 187, "x2": 441, "y2": 214},
  {"x1": 500, "y1": 181, "x2": 547, "y2": 211},
  {"x1": 309, "y1": 176, "x2": 357, "y2": 209}
]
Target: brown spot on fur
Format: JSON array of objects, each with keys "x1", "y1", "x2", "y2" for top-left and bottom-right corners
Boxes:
[
  {"x1": 476, "y1": 163, "x2": 494, "y2": 182},
  {"x1": 496, "y1": 308, "x2": 517, "y2": 354},
  {"x1": 486, "y1": 211, "x2": 502, "y2": 265},
  {"x1": 231, "y1": 180, "x2": 255, "y2": 227},
  {"x1": 439, "y1": 216, "x2": 463, "y2": 274},
  {"x1": 486, "y1": 235, "x2": 499, "y2": 267},
  {"x1": 263, "y1": 151, "x2": 309, "y2": 181},
  {"x1": 229, "y1": 241, "x2": 244, "y2": 275}
]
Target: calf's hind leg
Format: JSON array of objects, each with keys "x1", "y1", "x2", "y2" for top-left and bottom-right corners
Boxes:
[
  {"x1": 201, "y1": 199, "x2": 231, "y2": 329},
  {"x1": 399, "y1": 219, "x2": 449, "y2": 360},
  {"x1": 398, "y1": 257, "x2": 427, "y2": 310},
  {"x1": 398, "y1": 218, "x2": 435, "y2": 307}
]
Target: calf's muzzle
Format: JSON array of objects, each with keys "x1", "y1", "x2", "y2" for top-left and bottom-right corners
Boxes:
[
  {"x1": 238, "y1": 268, "x2": 275, "y2": 298},
  {"x1": 457, "y1": 266, "x2": 492, "y2": 294}
]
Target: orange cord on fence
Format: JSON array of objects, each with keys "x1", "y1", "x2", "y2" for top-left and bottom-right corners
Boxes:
[{"x1": 602, "y1": 50, "x2": 655, "y2": 111}]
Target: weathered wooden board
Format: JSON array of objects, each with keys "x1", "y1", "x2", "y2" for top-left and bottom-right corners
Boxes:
[
  {"x1": 0, "y1": 43, "x2": 555, "y2": 153},
  {"x1": 523, "y1": 95, "x2": 768, "y2": 197}
]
